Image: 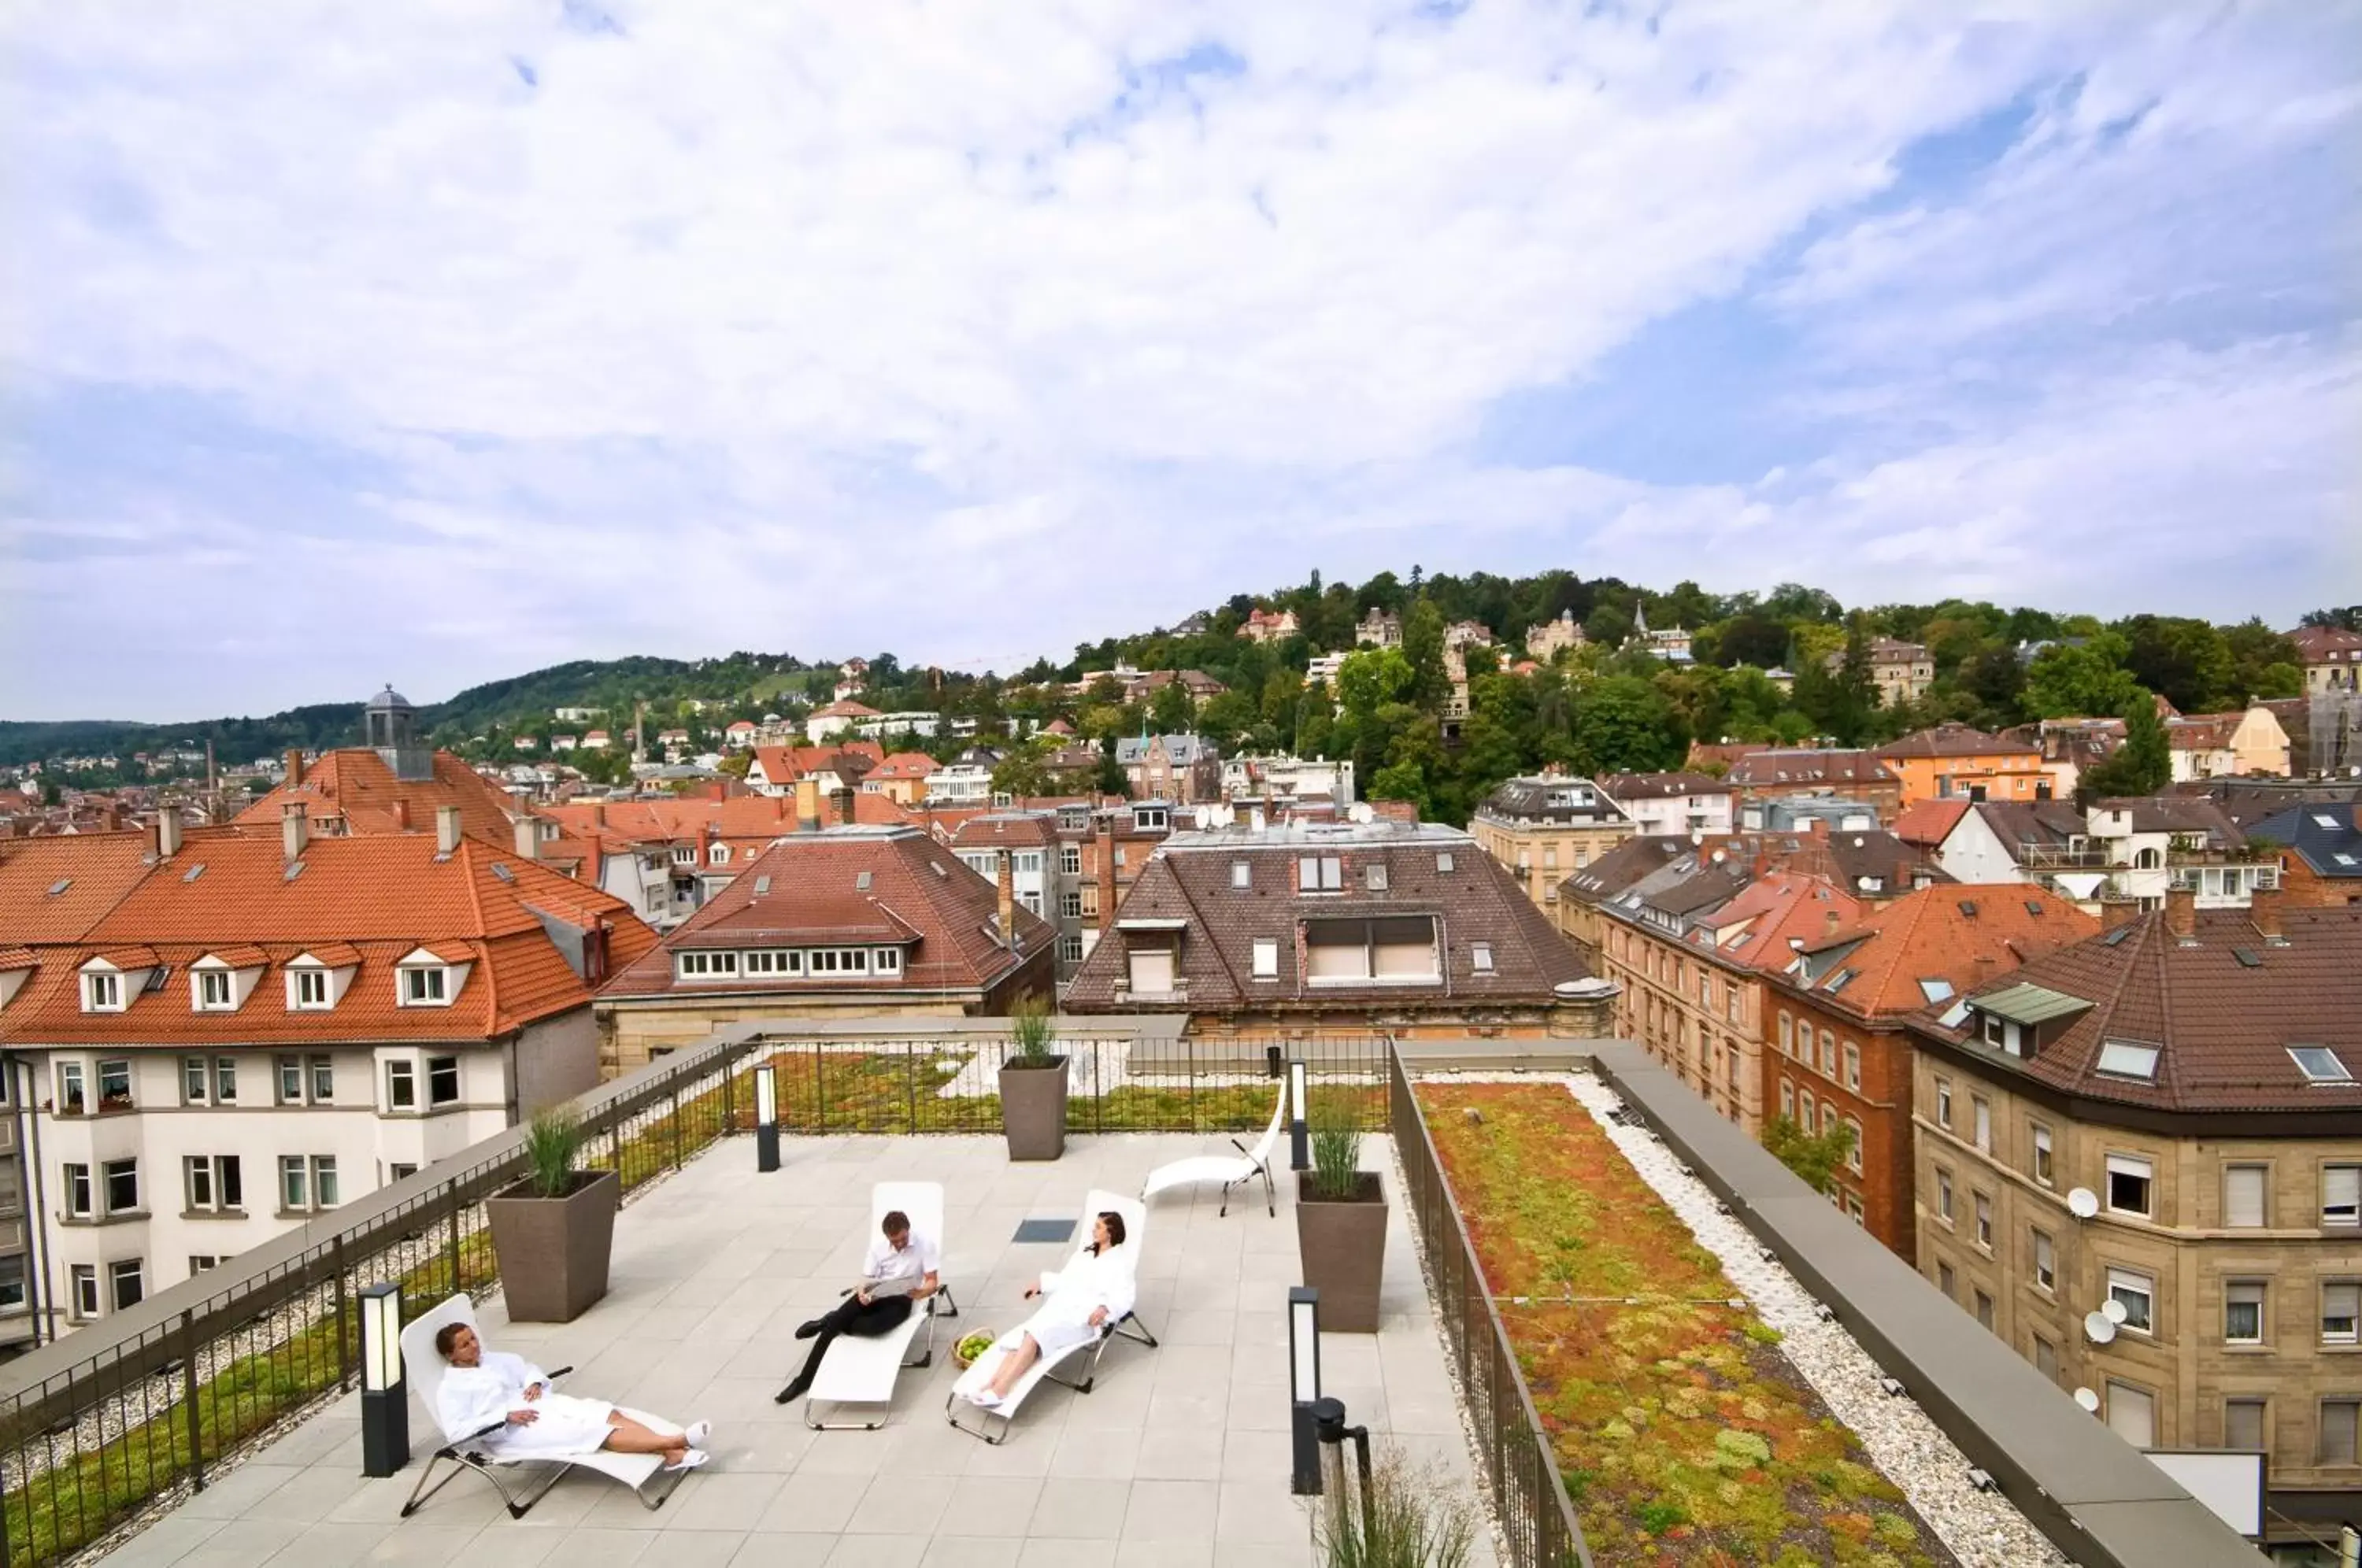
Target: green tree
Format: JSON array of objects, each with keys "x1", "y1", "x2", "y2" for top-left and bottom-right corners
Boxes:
[
  {"x1": 2023, "y1": 634, "x2": 2145, "y2": 719},
  {"x1": 1337, "y1": 649, "x2": 1415, "y2": 719},
  {"x1": 2116, "y1": 616, "x2": 2236, "y2": 714},
  {"x1": 1401, "y1": 600, "x2": 1449, "y2": 708},
  {"x1": 1094, "y1": 749, "x2": 1130, "y2": 799},
  {"x1": 2080, "y1": 696, "x2": 2171, "y2": 801},
  {"x1": 1572, "y1": 675, "x2": 1686, "y2": 774},
  {"x1": 990, "y1": 741, "x2": 1055, "y2": 798},
  {"x1": 2222, "y1": 619, "x2": 2304, "y2": 702},
  {"x1": 1763, "y1": 1115, "x2": 1857, "y2": 1196},
  {"x1": 1149, "y1": 680, "x2": 1194, "y2": 734}
]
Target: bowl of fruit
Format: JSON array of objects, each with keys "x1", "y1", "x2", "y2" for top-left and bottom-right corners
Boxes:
[{"x1": 954, "y1": 1330, "x2": 997, "y2": 1370}]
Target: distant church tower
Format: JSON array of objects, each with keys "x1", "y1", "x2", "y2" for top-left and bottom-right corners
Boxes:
[{"x1": 365, "y1": 686, "x2": 435, "y2": 781}]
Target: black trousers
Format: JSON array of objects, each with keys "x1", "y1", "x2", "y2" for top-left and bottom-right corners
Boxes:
[{"x1": 793, "y1": 1292, "x2": 914, "y2": 1385}]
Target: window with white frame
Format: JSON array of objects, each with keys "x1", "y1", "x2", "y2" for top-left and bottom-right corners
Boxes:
[
  {"x1": 675, "y1": 950, "x2": 740, "y2": 980},
  {"x1": 184, "y1": 1155, "x2": 241, "y2": 1211},
  {"x1": 1061, "y1": 893, "x2": 1083, "y2": 919},
  {"x1": 1972, "y1": 1096, "x2": 1991, "y2": 1152},
  {"x1": 80, "y1": 970, "x2": 124, "y2": 1012},
  {"x1": 1304, "y1": 916, "x2": 1438, "y2": 984},
  {"x1": 2031, "y1": 1122, "x2": 2053, "y2": 1186},
  {"x1": 63, "y1": 1162, "x2": 91, "y2": 1219},
  {"x1": 1057, "y1": 934, "x2": 1084, "y2": 965},
  {"x1": 1251, "y1": 938, "x2": 1279, "y2": 979},
  {"x1": 97, "y1": 1059, "x2": 131, "y2": 1111},
  {"x1": 1934, "y1": 1077, "x2": 1952, "y2": 1128},
  {"x1": 874, "y1": 949, "x2": 901, "y2": 975},
  {"x1": 2325, "y1": 1165, "x2": 2360, "y2": 1228},
  {"x1": 399, "y1": 964, "x2": 450, "y2": 1005},
  {"x1": 2033, "y1": 1228, "x2": 2055, "y2": 1292},
  {"x1": 710, "y1": 844, "x2": 730, "y2": 866},
  {"x1": 214, "y1": 1056, "x2": 238, "y2": 1103},
  {"x1": 1472, "y1": 942, "x2": 1494, "y2": 974},
  {"x1": 1842, "y1": 1042, "x2": 1860, "y2": 1091},
  {"x1": 2225, "y1": 1164, "x2": 2268, "y2": 1228},
  {"x1": 387, "y1": 1060, "x2": 416, "y2": 1109},
  {"x1": 1777, "y1": 1013, "x2": 1792, "y2": 1055},
  {"x1": 276, "y1": 1056, "x2": 305, "y2": 1105},
  {"x1": 1845, "y1": 1118, "x2": 1863, "y2": 1173},
  {"x1": 69, "y1": 1265, "x2": 97, "y2": 1318},
  {"x1": 2107, "y1": 1267, "x2": 2155, "y2": 1333},
  {"x1": 1297, "y1": 855, "x2": 1342, "y2": 893},
  {"x1": 291, "y1": 965, "x2": 332, "y2": 1009},
  {"x1": 1974, "y1": 1192, "x2": 1993, "y2": 1249},
  {"x1": 1936, "y1": 1167, "x2": 1954, "y2": 1224},
  {"x1": 195, "y1": 969, "x2": 235, "y2": 1010},
  {"x1": 280, "y1": 1156, "x2": 308, "y2": 1211},
  {"x1": 2106, "y1": 1154, "x2": 2155, "y2": 1219},
  {"x1": 1061, "y1": 845, "x2": 1081, "y2": 875},
  {"x1": 2324, "y1": 1281, "x2": 2360, "y2": 1345},
  {"x1": 1779, "y1": 1080, "x2": 1794, "y2": 1119},
  {"x1": 2225, "y1": 1281, "x2": 2266, "y2": 1344},
  {"x1": 182, "y1": 1056, "x2": 209, "y2": 1106},
  {"x1": 102, "y1": 1159, "x2": 139, "y2": 1215},
  {"x1": 428, "y1": 1056, "x2": 461, "y2": 1106}
]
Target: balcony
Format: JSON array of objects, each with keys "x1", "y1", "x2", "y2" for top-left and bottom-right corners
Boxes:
[{"x1": 4, "y1": 1030, "x2": 2257, "y2": 1568}]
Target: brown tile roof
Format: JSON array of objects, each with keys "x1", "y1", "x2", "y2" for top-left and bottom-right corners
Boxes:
[
  {"x1": 950, "y1": 814, "x2": 1060, "y2": 849},
  {"x1": 598, "y1": 827, "x2": 1048, "y2": 1000},
  {"x1": 234, "y1": 749, "x2": 523, "y2": 844},
  {"x1": 1787, "y1": 882, "x2": 2097, "y2": 1021},
  {"x1": 2094, "y1": 796, "x2": 2245, "y2": 848},
  {"x1": 1926, "y1": 904, "x2": 2362, "y2": 1114},
  {"x1": 1558, "y1": 835, "x2": 1697, "y2": 904},
  {"x1": 1972, "y1": 801, "x2": 2088, "y2": 852},
  {"x1": 1065, "y1": 824, "x2": 1586, "y2": 1012},
  {"x1": 2287, "y1": 625, "x2": 2362, "y2": 664},
  {"x1": 0, "y1": 835, "x2": 653, "y2": 1046},
  {"x1": 1726, "y1": 749, "x2": 1899, "y2": 789},
  {"x1": 1595, "y1": 771, "x2": 1734, "y2": 801},
  {"x1": 1873, "y1": 723, "x2": 2039, "y2": 760}
]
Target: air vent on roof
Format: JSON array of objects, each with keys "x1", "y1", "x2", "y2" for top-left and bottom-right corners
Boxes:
[
  {"x1": 857, "y1": 871, "x2": 872, "y2": 890},
  {"x1": 283, "y1": 861, "x2": 305, "y2": 882},
  {"x1": 2231, "y1": 948, "x2": 2261, "y2": 968},
  {"x1": 2101, "y1": 924, "x2": 2137, "y2": 947},
  {"x1": 754, "y1": 875, "x2": 772, "y2": 895},
  {"x1": 46, "y1": 878, "x2": 70, "y2": 897},
  {"x1": 182, "y1": 864, "x2": 205, "y2": 883},
  {"x1": 1957, "y1": 900, "x2": 1978, "y2": 917},
  {"x1": 931, "y1": 862, "x2": 948, "y2": 878},
  {"x1": 491, "y1": 864, "x2": 514, "y2": 883},
  {"x1": 2023, "y1": 900, "x2": 2043, "y2": 916}
]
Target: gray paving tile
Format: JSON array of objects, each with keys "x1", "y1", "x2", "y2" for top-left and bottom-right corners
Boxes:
[
  {"x1": 1027, "y1": 1477, "x2": 1131, "y2": 1539},
  {"x1": 1120, "y1": 1480, "x2": 1220, "y2": 1542}
]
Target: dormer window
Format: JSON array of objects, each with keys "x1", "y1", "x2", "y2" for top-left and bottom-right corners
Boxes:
[
  {"x1": 82, "y1": 971, "x2": 124, "y2": 1013},
  {"x1": 402, "y1": 967, "x2": 448, "y2": 1005},
  {"x1": 197, "y1": 971, "x2": 234, "y2": 1010},
  {"x1": 291, "y1": 967, "x2": 332, "y2": 1010},
  {"x1": 710, "y1": 844, "x2": 731, "y2": 866},
  {"x1": 1231, "y1": 861, "x2": 1251, "y2": 889}
]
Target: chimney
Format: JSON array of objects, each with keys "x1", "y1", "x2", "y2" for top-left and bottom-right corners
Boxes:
[
  {"x1": 2100, "y1": 897, "x2": 2138, "y2": 931},
  {"x1": 1823, "y1": 908, "x2": 1841, "y2": 937},
  {"x1": 513, "y1": 815, "x2": 540, "y2": 860},
  {"x1": 2249, "y1": 886, "x2": 2286, "y2": 945},
  {"x1": 284, "y1": 748, "x2": 304, "y2": 787},
  {"x1": 997, "y1": 849, "x2": 1017, "y2": 950},
  {"x1": 835, "y1": 787, "x2": 856, "y2": 827},
  {"x1": 795, "y1": 778, "x2": 823, "y2": 833},
  {"x1": 391, "y1": 798, "x2": 411, "y2": 831},
  {"x1": 435, "y1": 804, "x2": 463, "y2": 855},
  {"x1": 590, "y1": 799, "x2": 607, "y2": 829},
  {"x1": 1095, "y1": 815, "x2": 1117, "y2": 934},
  {"x1": 2164, "y1": 885, "x2": 2198, "y2": 943},
  {"x1": 156, "y1": 812, "x2": 183, "y2": 858},
  {"x1": 282, "y1": 801, "x2": 309, "y2": 860}
]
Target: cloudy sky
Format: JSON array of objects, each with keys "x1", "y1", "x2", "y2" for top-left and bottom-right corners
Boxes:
[{"x1": 6, "y1": 1, "x2": 2358, "y2": 721}]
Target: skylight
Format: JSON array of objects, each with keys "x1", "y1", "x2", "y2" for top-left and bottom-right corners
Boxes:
[
  {"x1": 2289, "y1": 1046, "x2": 2353, "y2": 1085},
  {"x1": 491, "y1": 864, "x2": 514, "y2": 883},
  {"x1": 1934, "y1": 999, "x2": 1971, "y2": 1030},
  {"x1": 1918, "y1": 978, "x2": 1954, "y2": 1004},
  {"x1": 2096, "y1": 1041, "x2": 2160, "y2": 1082},
  {"x1": 754, "y1": 875, "x2": 772, "y2": 894},
  {"x1": 46, "y1": 878, "x2": 70, "y2": 897},
  {"x1": 856, "y1": 871, "x2": 873, "y2": 890},
  {"x1": 2231, "y1": 949, "x2": 2261, "y2": 968},
  {"x1": 2315, "y1": 813, "x2": 2342, "y2": 828}
]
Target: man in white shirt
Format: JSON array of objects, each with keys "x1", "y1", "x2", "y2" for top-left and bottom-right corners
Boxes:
[{"x1": 776, "y1": 1208, "x2": 941, "y2": 1404}]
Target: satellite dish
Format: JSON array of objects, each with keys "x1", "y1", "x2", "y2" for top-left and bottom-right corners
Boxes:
[
  {"x1": 2101, "y1": 1298, "x2": 2129, "y2": 1326},
  {"x1": 2067, "y1": 1187, "x2": 2100, "y2": 1220},
  {"x1": 2084, "y1": 1311, "x2": 2118, "y2": 1345},
  {"x1": 2074, "y1": 1387, "x2": 2101, "y2": 1414},
  {"x1": 1690, "y1": 830, "x2": 1705, "y2": 846}
]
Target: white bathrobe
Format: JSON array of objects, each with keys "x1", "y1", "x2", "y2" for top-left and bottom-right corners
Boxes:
[
  {"x1": 436, "y1": 1349, "x2": 616, "y2": 1459},
  {"x1": 1001, "y1": 1244, "x2": 1137, "y2": 1358}
]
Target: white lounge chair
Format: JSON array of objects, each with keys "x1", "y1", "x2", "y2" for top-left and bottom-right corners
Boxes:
[
  {"x1": 399, "y1": 1293, "x2": 690, "y2": 1520},
  {"x1": 1140, "y1": 1075, "x2": 1285, "y2": 1217},
  {"x1": 946, "y1": 1189, "x2": 1157, "y2": 1444},
  {"x1": 802, "y1": 1180, "x2": 961, "y2": 1431}
]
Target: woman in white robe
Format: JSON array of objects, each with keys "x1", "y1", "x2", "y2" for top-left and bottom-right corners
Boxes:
[
  {"x1": 433, "y1": 1322, "x2": 711, "y2": 1470},
  {"x1": 967, "y1": 1211, "x2": 1135, "y2": 1408}
]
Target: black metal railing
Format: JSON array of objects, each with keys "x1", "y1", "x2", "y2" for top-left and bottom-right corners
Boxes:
[
  {"x1": 0, "y1": 1024, "x2": 1387, "y2": 1566},
  {"x1": 1390, "y1": 1050, "x2": 1593, "y2": 1568}
]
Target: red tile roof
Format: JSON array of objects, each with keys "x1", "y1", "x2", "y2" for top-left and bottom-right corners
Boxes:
[
  {"x1": 1727, "y1": 749, "x2": 1899, "y2": 789},
  {"x1": 1787, "y1": 883, "x2": 2097, "y2": 1020},
  {"x1": 235, "y1": 749, "x2": 526, "y2": 844},
  {"x1": 1873, "y1": 723, "x2": 2039, "y2": 760},
  {"x1": 1890, "y1": 798, "x2": 1971, "y2": 849},
  {"x1": 0, "y1": 835, "x2": 656, "y2": 1046}
]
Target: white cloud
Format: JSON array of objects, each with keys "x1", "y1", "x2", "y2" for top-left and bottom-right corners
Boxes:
[{"x1": 2, "y1": 0, "x2": 2353, "y2": 717}]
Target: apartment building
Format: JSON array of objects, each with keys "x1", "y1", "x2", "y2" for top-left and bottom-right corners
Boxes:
[
  {"x1": 1823, "y1": 638, "x2": 1934, "y2": 708},
  {"x1": 1873, "y1": 724, "x2": 2050, "y2": 808},
  {"x1": 1727, "y1": 749, "x2": 1905, "y2": 820},
  {"x1": 1064, "y1": 820, "x2": 1612, "y2": 1042},
  {"x1": 1116, "y1": 735, "x2": 1221, "y2": 804},
  {"x1": 1596, "y1": 772, "x2": 1735, "y2": 838},
  {"x1": 1909, "y1": 894, "x2": 2362, "y2": 1551},
  {"x1": 2290, "y1": 625, "x2": 2362, "y2": 697},
  {"x1": 1469, "y1": 776, "x2": 1637, "y2": 908},
  {"x1": 0, "y1": 810, "x2": 652, "y2": 1339},
  {"x1": 2164, "y1": 706, "x2": 2292, "y2": 782},
  {"x1": 1766, "y1": 885, "x2": 2097, "y2": 1255},
  {"x1": 594, "y1": 825, "x2": 1055, "y2": 1071},
  {"x1": 2247, "y1": 801, "x2": 2362, "y2": 908}
]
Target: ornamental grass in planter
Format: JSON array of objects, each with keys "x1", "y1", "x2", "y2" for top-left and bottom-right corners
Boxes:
[
  {"x1": 1315, "y1": 1448, "x2": 1478, "y2": 1568},
  {"x1": 1420, "y1": 1082, "x2": 1953, "y2": 1567},
  {"x1": 997, "y1": 998, "x2": 1068, "y2": 1162},
  {"x1": 1298, "y1": 1099, "x2": 1386, "y2": 1332},
  {"x1": 486, "y1": 1108, "x2": 619, "y2": 1323}
]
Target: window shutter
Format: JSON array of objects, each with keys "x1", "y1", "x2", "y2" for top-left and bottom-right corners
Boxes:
[
  {"x1": 2225, "y1": 1166, "x2": 2266, "y2": 1229},
  {"x1": 2326, "y1": 1166, "x2": 2361, "y2": 1222}
]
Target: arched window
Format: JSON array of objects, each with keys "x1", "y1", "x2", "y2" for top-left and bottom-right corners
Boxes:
[{"x1": 2134, "y1": 848, "x2": 2162, "y2": 870}]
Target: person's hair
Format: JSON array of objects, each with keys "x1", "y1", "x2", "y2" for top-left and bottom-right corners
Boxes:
[
  {"x1": 882, "y1": 1210, "x2": 910, "y2": 1237},
  {"x1": 1092, "y1": 1210, "x2": 1126, "y2": 1252},
  {"x1": 434, "y1": 1322, "x2": 468, "y2": 1359}
]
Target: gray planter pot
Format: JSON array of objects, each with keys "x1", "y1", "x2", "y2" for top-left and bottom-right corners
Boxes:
[
  {"x1": 999, "y1": 1056, "x2": 1069, "y2": 1162},
  {"x1": 486, "y1": 1169, "x2": 620, "y2": 1323},
  {"x1": 1297, "y1": 1172, "x2": 1387, "y2": 1333}
]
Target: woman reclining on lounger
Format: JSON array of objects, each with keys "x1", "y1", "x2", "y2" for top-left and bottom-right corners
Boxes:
[
  {"x1": 434, "y1": 1322, "x2": 713, "y2": 1471},
  {"x1": 965, "y1": 1210, "x2": 1133, "y2": 1410}
]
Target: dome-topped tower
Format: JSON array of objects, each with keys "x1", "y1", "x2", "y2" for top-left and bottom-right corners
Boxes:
[{"x1": 365, "y1": 685, "x2": 434, "y2": 781}]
